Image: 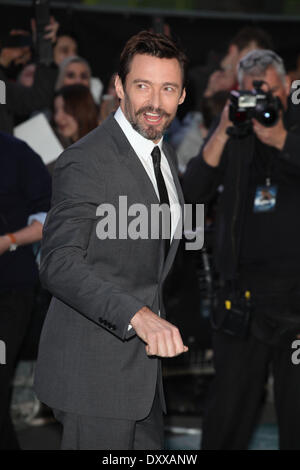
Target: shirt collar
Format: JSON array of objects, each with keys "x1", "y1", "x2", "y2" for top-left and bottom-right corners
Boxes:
[{"x1": 114, "y1": 106, "x2": 163, "y2": 159}]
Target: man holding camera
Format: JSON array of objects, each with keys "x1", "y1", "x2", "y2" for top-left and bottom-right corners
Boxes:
[
  {"x1": 0, "y1": 15, "x2": 58, "y2": 133},
  {"x1": 183, "y1": 49, "x2": 300, "y2": 449}
]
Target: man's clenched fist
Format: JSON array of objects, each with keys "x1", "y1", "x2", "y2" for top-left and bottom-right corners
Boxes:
[{"x1": 130, "y1": 306, "x2": 188, "y2": 358}]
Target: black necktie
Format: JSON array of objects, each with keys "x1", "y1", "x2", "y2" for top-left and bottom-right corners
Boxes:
[{"x1": 151, "y1": 146, "x2": 171, "y2": 255}]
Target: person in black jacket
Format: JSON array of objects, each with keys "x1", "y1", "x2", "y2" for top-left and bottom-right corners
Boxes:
[
  {"x1": 0, "y1": 132, "x2": 51, "y2": 449},
  {"x1": 183, "y1": 49, "x2": 300, "y2": 450},
  {"x1": 0, "y1": 18, "x2": 59, "y2": 133}
]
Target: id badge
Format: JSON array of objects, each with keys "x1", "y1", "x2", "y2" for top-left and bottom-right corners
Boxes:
[{"x1": 253, "y1": 185, "x2": 277, "y2": 213}]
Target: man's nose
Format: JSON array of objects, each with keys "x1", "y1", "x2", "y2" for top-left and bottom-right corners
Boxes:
[{"x1": 149, "y1": 88, "x2": 161, "y2": 110}]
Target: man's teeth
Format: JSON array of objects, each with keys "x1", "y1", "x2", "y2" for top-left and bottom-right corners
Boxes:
[{"x1": 145, "y1": 112, "x2": 161, "y2": 121}]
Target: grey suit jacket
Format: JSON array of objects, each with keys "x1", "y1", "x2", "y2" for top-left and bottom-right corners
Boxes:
[{"x1": 34, "y1": 113, "x2": 185, "y2": 420}]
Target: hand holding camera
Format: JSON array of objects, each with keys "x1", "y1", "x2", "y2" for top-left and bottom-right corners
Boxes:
[
  {"x1": 0, "y1": 30, "x2": 32, "y2": 68},
  {"x1": 31, "y1": 15, "x2": 59, "y2": 46},
  {"x1": 227, "y1": 80, "x2": 284, "y2": 140},
  {"x1": 217, "y1": 100, "x2": 233, "y2": 137},
  {"x1": 252, "y1": 114, "x2": 287, "y2": 150},
  {"x1": 0, "y1": 0, "x2": 59, "y2": 69}
]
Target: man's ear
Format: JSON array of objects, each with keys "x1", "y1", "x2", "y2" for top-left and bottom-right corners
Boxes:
[
  {"x1": 115, "y1": 75, "x2": 125, "y2": 100},
  {"x1": 285, "y1": 74, "x2": 291, "y2": 95},
  {"x1": 179, "y1": 87, "x2": 186, "y2": 105}
]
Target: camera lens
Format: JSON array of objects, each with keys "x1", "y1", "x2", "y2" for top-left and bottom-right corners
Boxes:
[{"x1": 255, "y1": 105, "x2": 278, "y2": 127}]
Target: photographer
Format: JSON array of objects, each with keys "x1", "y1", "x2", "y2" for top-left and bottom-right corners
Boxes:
[
  {"x1": 183, "y1": 49, "x2": 300, "y2": 450},
  {"x1": 0, "y1": 16, "x2": 59, "y2": 133}
]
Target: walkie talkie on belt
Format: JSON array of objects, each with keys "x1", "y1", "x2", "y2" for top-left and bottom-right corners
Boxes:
[
  {"x1": 212, "y1": 286, "x2": 253, "y2": 339},
  {"x1": 221, "y1": 290, "x2": 252, "y2": 338}
]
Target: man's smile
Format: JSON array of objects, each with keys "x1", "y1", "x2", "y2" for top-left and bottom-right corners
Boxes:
[{"x1": 143, "y1": 111, "x2": 163, "y2": 125}]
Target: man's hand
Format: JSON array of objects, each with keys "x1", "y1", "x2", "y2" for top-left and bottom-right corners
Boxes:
[
  {"x1": 252, "y1": 115, "x2": 287, "y2": 150},
  {"x1": 130, "y1": 306, "x2": 188, "y2": 358},
  {"x1": 217, "y1": 100, "x2": 233, "y2": 136},
  {"x1": 0, "y1": 221, "x2": 43, "y2": 256},
  {"x1": 31, "y1": 16, "x2": 59, "y2": 44},
  {"x1": 0, "y1": 236, "x2": 11, "y2": 255},
  {"x1": 202, "y1": 100, "x2": 232, "y2": 168},
  {"x1": 0, "y1": 16, "x2": 59, "y2": 69},
  {"x1": 0, "y1": 30, "x2": 32, "y2": 68},
  {"x1": 204, "y1": 70, "x2": 235, "y2": 98}
]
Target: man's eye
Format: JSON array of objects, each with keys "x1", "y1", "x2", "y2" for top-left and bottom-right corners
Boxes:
[
  {"x1": 165, "y1": 86, "x2": 174, "y2": 92},
  {"x1": 137, "y1": 83, "x2": 147, "y2": 89}
]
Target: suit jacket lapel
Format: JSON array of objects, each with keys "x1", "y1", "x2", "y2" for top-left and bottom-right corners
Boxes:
[
  {"x1": 160, "y1": 142, "x2": 185, "y2": 282},
  {"x1": 103, "y1": 114, "x2": 185, "y2": 282},
  {"x1": 123, "y1": 146, "x2": 160, "y2": 206},
  {"x1": 104, "y1": 113, "x2": 160, "y2": 207},
  {"x1": 162, "y1": 141, "x2": 185, "y2": 207}
]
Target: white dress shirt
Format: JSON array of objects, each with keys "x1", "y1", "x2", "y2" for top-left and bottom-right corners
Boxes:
[{"x1": 114, "y1": 107, "x2": 181, "y2": 242}]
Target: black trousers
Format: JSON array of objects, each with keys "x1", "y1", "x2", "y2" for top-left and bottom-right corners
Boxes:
[
  {"x1": 0, "y1": 288, "x2": 35, "y2": 450},
  {"x1": 53, "y1": 385, "x2": 164, "y2": 450},
  {"x1": 202, "y1": 274, "x2": 300, "y2": 450}
]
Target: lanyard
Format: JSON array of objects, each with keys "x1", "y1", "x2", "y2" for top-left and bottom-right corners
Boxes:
[{"x1": 256, "y1": 139, "x2": 276, "y2": 187}]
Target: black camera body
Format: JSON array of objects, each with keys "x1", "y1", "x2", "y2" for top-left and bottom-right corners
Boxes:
[
  {"x1": 34, "y1": 0, "x2": 52, "y2": 66},
  {"x1": 228, "y1": 80, "x2": 282, "y2": 137}
]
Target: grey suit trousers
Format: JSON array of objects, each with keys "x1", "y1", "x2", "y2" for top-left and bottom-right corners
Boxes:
[{"x1": 53, "y1": 385, "x2": 164, "y2": 450}]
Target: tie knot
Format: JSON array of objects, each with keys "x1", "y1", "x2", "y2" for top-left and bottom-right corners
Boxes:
[{"x1": 151, "y1": 146, "x2": 161, "y2": 168}]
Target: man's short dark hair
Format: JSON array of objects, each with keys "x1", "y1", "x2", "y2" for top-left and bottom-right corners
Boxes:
[
  {"x1": 230, "y1": 26, "x2": 273, "y2": 51},
  {"x1": 118, "y1": 30, "x2": 188, "y2": 89}
]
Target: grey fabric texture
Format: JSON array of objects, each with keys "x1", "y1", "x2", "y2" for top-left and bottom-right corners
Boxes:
[
  {"x1": 53, "y1": 386, "x2": 164, "y2": 450},
  {"x1": 34, "y1": 113, "x2": 184, "y2": 421}
]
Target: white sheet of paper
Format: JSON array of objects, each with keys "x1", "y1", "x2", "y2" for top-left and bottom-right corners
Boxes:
[
  {"x1": 90, "y1": 76, "x2": 103, "y2": 104},
  {"x1": 14, "y1": 112, "x2": 63, "y2": 165}
]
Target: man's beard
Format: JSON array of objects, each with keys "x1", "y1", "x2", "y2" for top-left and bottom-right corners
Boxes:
[{"x1": 124, "y1": 94, "x2": 173, "y2": 141}]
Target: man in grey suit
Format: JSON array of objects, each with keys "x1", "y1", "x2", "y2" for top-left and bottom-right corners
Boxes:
[{"x1": 34, "y1": 31, "x2": 188, "y2": 450}]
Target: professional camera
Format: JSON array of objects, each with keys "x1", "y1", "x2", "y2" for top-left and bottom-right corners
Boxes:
[{"x1": 228, "y1": 80, "x2": 282, "y2": 137}]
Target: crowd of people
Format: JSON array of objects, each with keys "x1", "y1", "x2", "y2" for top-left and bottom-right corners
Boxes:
[{"x1": 1, "y1": 11, "x2": 300, "y2": 451}]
